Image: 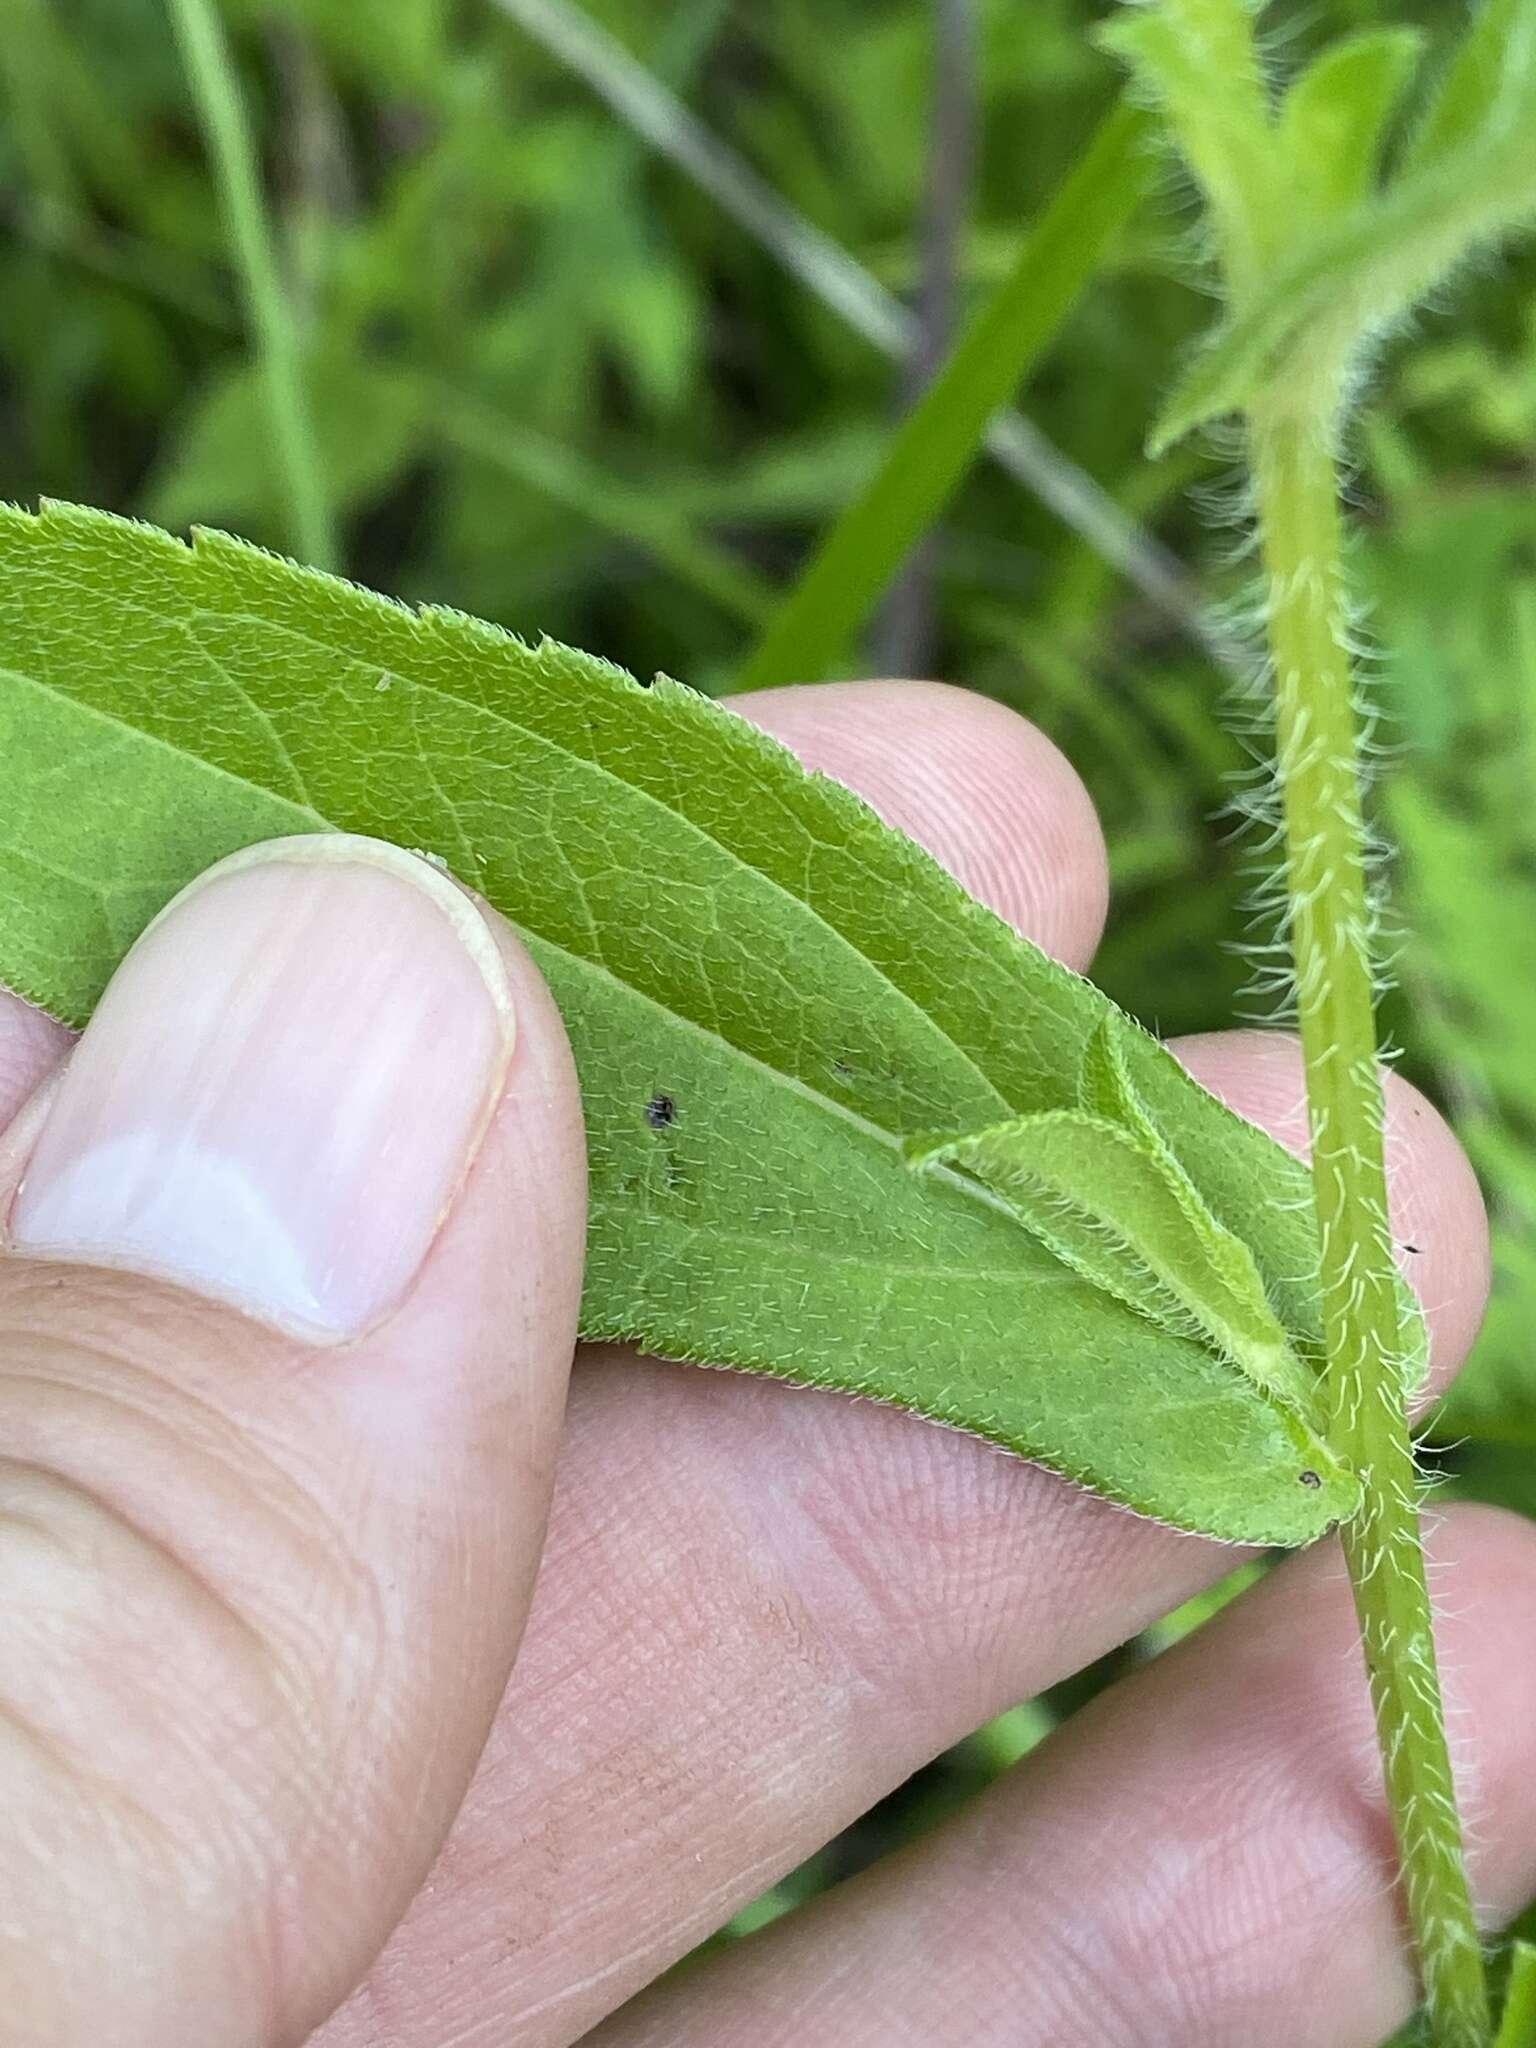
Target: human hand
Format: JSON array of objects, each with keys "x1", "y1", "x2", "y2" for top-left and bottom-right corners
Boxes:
[
  {"x1": 1, "y1": 682, "x2": 1530, "y2": 2048},
  {"x1": 0, "y1": 835, "x2": 586, "y2": 2043}
]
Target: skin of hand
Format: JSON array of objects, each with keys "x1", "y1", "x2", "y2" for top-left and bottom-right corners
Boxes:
[{"x1": 0, "y1": 679, "x2": 1529, "y2": 2048}]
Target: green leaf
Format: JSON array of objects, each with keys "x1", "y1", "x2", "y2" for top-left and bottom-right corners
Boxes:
[
  {"x1": 908, "y1": 1020, "x2": 1319, "y2": 1424},
  {"x1": 1147, "y1": 0, "x2": 1536, "y2": 448},
  {"x1": 0, "y1": 499, "x2": 1371, "y2": 1546},
  {"x1": 735, "y1": 100, "x2": 1152, "y2": 692},
  {"x1": 146, "y1": 352, "x2": 425, "y2": 540},
  {"x1": 1404, "y1": 0, "x2": 1527, "y2": 175},
  {"x1": 1096, "y1": 0, "x2": 1276, "y2": 292},
  {"x1": 1275, "y1": 29, "x2": 1424, "y2": 222},
  {"x1": 1078, "y1": 1018, "x2": 1318, "y2": 1406}
]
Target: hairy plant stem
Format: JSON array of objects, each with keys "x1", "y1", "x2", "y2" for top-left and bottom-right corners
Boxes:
[{"x1": 1252, "y1": 400, "x2": 1490, "y2": 2046}]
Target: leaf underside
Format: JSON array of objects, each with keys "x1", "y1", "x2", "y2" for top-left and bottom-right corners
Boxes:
[
  {"x1": 909, "y1": 1018, "x2": 1318, "y2": 1425},
  {"x1": 0, "y1": 501, "x2": 1404, "y2": 1544}
]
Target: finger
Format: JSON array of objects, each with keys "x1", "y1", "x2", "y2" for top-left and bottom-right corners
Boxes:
[
  {"x1": 0, "y1": 989, "x2": 70, "y2": 1128},
  {"x1": 316, "y1": 1047, "x2": 1488, "y2": 2048},
  {"x1": 736, "y1": 678, "x2": 1110, "y2": 968},
  {"x1": 0, "y1": 836, "x2": 585, "y2": 2047},
  {"x1": 595, "y1": 1503, "x2": 1536, "y2": 2048}
]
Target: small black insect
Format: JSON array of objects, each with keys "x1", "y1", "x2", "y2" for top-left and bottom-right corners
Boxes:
[
  {"x1": 1402, "y1": 1241, "x2": 1422, "y2": 1255},
  {"x1": 645, "y1": 1093, "x2": 677, "y2": 1130},
  {"x1": 1298, "y1": 1469, "x2": 1323, "y2": 1489}
]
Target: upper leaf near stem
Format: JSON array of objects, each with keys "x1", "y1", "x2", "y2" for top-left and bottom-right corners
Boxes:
[
  {"x1": 1103, "y1": 0, "x2": 1536, "y2": 448},
  {"x1": 1273, "y1": 29, "x2": 1423, "y2": 223},
  {"x1": 911, "y1": 1016, "x2": 1326, "y2": 1425}
]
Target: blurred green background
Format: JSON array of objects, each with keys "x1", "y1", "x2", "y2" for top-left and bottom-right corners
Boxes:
[{"x1": 4, "y1": 0, "x2": 1535, "y2": 1980}]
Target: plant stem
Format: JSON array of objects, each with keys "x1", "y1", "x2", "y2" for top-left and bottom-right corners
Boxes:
[
  {"x1": 166, "y1": 0, "x2": 338, "y2": 572},
  {"x1": 1252, "y1": 401, "x2": 1490, "y2": 2046}
]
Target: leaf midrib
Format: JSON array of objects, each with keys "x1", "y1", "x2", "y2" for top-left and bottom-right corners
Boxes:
[
  {"x1": 3, "y1": 651, "x2": 1041, "y2": 1256},
  {"x1": 88, "y1": 568, "x2": 1022, "y2": 1124}
]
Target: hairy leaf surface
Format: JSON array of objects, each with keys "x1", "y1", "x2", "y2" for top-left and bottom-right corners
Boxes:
[
  {"x1": 906, "y1": 1097, "x2": 1312, "y2": 1422},
  {"x1": 0, "y1": 501, "x2": 1378, "y2": 1543}
]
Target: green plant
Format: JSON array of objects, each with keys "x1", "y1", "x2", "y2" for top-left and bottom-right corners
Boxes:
[
  {"x1": 736, "y1": 98, "x2": 1153, "y2": 689},
  {"x1": 5, "y1": 1, "x2": 1536, "y2": 2040},
  {"x1": 1100, "y1": 1, "x2": 1536, "y2": 2038}
]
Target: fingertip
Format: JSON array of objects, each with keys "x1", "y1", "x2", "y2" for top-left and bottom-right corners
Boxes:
[
  {"x1": 318, "y1": 886, "x2": 587, "y2": 1519},
  {"x1": 0, "y1": 849, "x2": 588, "y2": 2042},
  {"x1": 0, "y1": 990, "x2": 71, "y2": 1130},
  {"x1": 381, "y1": 898, "x2": 587, "y2": 1434},
  {"x1": 1382, "y1": 1072, "x2": 1491, "y2": 1384},
  {"x1": 1169, "y1": 1029, "x2": 1490, "y2": 1387},
  {"x1": 735, "y1": 679, "x2": 1110, "y2": 968}
]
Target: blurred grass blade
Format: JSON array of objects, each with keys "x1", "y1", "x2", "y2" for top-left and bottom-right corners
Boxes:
[
  {"x1": 165, "y1": 0, "x2": 338, "y2": 571},
  {"x1": 1, "y1": 0, "x2": 80, "y2": 213},
  {"x1": 980, "y1": 413, "x2": 1229, "y2": 668},
  {"x1": 488, "y1": 0, "x2": 1217, "y2": 667},
  {"x1": 10, "y1": 204, "x2": 237, "y2": 329},
  {"x1": 428, "y1": 390, "x2": 774, "y2": 627},
  {"x1": 876, "y1": 0, "x2": 979, "y2": 675},
  {"x1": 737, "y1": 103, "x2": 1151, "y2": 691}
]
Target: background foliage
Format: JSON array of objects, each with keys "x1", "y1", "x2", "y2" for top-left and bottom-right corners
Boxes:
[{"x1": 4, "y1": 0, "x2": 1535, "y2": 1980}]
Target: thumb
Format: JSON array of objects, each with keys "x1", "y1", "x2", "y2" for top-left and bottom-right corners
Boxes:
[{"x1": 0, "y1": 836, "x2": 586, "y2": 2047}]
